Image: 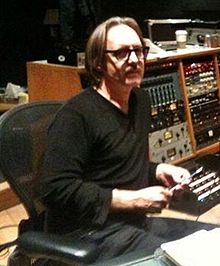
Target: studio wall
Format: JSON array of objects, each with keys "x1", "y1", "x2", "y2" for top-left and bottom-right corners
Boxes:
[{"x1": 0, "y1": 0, "x2": 220, "y2": 87}]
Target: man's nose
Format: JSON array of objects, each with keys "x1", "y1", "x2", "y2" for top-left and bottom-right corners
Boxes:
[{"x1": 128, "y1": 50, "x2": 139, "y2": 62}]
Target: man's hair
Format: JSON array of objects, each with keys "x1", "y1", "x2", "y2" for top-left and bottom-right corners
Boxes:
[{"x1": 85, "y1": 16, "x2": 145, "y2": 86}]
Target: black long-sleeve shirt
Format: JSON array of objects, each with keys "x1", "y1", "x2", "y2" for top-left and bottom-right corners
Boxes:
[{"x1": 37, "y1": 87, "x2": 158, "y2": 234}]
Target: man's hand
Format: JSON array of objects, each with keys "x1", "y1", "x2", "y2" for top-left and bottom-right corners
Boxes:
[
  {"x1": 156, "y1": 163, "x2": 191, "y2": 194},
  {"x1": 111, "y1": 186, "x2": 172, "y2": 214}
]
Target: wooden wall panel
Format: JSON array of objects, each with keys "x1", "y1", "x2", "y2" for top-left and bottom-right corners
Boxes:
[{"x1": 27, "y1": 61, "x2": 83, "y2": 102}]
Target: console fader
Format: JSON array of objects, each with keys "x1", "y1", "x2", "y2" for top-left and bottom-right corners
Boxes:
[
  {"x1": 141, "y1": 63, "x2": 193, "y2": 163},
  {"x1": 183, "y1": 58, "x2": 220, "y2": 148}
]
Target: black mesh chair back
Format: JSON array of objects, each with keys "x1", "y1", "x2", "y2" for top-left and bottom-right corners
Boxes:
[
  {"x1": 0, "y1": 101, "x2": 99, "y2": 266},
  {"x1": 0, "y1": 101, "x2": 63, "y2": 219}
]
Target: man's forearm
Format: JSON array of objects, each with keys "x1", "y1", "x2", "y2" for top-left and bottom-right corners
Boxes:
[
  {"x1": 110, "y1": 188, "x2": 153, "y2": 212},
  {"x1": 110, "y1": 186, "x2": 172, "y2": 213},
  {"x1": 110, "y1": 188, "x2": 137, "y2": 211}
]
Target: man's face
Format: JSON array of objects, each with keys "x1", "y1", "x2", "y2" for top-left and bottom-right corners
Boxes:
[{"x1": 104, "y1": 24, "x2": 145, "y2": 90}]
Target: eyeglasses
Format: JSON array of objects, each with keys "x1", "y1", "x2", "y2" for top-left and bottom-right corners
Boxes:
[{"x1": 105, "y1": 46, "x2": 150, "y2": 62}]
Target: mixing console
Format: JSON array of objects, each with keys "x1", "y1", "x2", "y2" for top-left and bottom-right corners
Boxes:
[
  {"x1": 184, "y1": 60, "x2": 217, "y2": 98},
  {"x1": 149, "y1": 122, "x2": 192, "y2": 163},
  {"x1": 183, "y1": 58, "x2": 220, "y2": 148},
  {"x1": 142, "y1": 63, "x2": 193, "y2": 163},
  {"x1": 171, "y1": 154, "x2": 220, "y2": 214},
  {"x1": 140, "y1": 53, "x2": 220, "y2": 213},
  {"x1": 142, "y1": 56, "x2": 220, "y2": 162}
]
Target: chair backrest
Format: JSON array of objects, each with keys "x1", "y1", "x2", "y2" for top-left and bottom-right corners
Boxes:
[{"x1": 0, "y1": 101, "x2": 64, "y2": 219}]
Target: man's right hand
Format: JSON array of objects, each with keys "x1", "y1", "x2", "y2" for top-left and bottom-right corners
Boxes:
[{"x1": 111, "y1": 186, "x2": 172, "y2": 214}]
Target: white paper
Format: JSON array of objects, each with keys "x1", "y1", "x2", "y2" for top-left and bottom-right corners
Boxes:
[{"x1": 161, "y1": 228, "x2": 220, "y2": 266}]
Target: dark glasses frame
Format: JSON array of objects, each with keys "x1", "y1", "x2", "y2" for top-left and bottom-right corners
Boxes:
[{"x1": 105, "y1": 46, "x2": 150, "y2": 61}]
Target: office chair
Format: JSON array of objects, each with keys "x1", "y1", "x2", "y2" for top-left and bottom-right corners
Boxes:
[{"x1": 0, "y1": 101, "x2": 98, "y2": 266}]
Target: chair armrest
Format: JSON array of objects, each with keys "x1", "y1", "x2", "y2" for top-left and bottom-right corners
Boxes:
[{"x1": 18, "y1": 231, "x2": 99, "y2": 265}]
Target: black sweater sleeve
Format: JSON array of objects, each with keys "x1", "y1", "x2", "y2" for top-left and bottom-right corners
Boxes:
[{"x1": 38, "y1": 105, "x2": 112, "y2": 228}]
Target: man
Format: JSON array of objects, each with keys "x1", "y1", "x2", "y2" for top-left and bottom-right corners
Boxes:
[{"x1": 37, "y1": 17, "x2": 203, "y2": 263}]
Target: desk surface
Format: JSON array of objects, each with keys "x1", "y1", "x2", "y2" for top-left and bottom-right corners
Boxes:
[
  {"x1": 147, "y1": 46, "x2": 220, "y2": 63},
  {"x1": 0, "y1": 102, "x2": 18, "y2": 112},
  {"x1": 151, "y1": 203, "x2": 220, "y2": 225}
]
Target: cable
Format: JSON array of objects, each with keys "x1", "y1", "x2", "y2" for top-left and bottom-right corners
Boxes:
[
  {"x1": 0, "y1": 224, "x2": 18, "y2": 254},
  {"x1": 0, "y1": 247, "x2": 9, "y2": 260},
  {"x1": 0, "y1": 224, "x2": 17, "y2": 231},
  {"x1": 0, "y1": 239, "x2": 17, "y2": 253}
]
